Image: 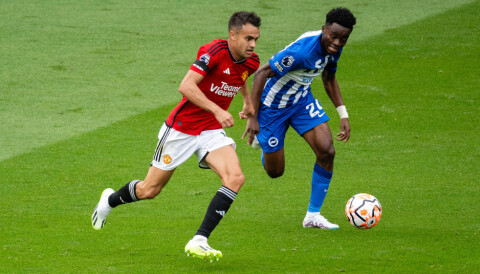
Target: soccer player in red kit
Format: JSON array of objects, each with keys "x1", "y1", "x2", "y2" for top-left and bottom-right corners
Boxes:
[{"x1": 92, "y1": 11, "x2": 261, "y2": 262}]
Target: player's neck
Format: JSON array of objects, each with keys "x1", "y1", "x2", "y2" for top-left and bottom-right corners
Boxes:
[{"x1": 227, "y1": 41, "x2": 246, "y2": 63}]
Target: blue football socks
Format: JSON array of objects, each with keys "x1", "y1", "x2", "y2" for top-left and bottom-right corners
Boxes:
[{"x1": 307, "y1": 163, "x2": 333, "y2": 212}]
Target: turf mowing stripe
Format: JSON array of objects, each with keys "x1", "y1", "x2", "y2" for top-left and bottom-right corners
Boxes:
[{"x1": 0, "y1": 0, "x2": 475, "y2": 162}]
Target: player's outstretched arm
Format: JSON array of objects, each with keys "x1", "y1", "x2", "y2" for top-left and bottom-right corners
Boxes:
[
  {"x1": 242, "y1": 63, "x2": 276, "y2": 144},
  {"x1": 321, "y1": 70, "x2": 350, "y2": 142},
  {"x1": 179, "y1": 70, "x2": 234, "y2": 128}
]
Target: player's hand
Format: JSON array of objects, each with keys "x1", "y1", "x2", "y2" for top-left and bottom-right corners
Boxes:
[
  {"x1": 214, "y1": 109, "x2": 234, "y2": 128},
  {"x1": 242, "y1": 117, "x2": 260, "y2": 145},
  {"x1": 336, "y1": 118, "x2": 350, "y2": 142},
  {"x1": 239, "y1": 102, "x2": 254, "y2": 119}
]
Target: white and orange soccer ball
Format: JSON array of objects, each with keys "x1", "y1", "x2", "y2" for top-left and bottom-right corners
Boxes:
[{"x1": 345, "y1": 193, "x2": 382, "y2": 229}]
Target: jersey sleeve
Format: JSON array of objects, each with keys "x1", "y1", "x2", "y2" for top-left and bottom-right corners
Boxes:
[
  {"x1": 248, "y1": 53, "x2": 260, "y2": 75},
  {"x1": 268, "y1": 43, "x2": 305, "y2": 77},
  {"x1": 325, "y1": 61, "x2": 338, "y2": 73},
  {"x1": 189, "y1": 44, "x2": 217, "y2": 77}
]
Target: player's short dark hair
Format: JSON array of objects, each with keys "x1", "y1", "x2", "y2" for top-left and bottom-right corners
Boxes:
[
  {"x1": 326, "y1": 7, "x2": 356, "y2": 29},
  {"x1": 228, "y1": 11, "x2": 261, "y2": 31}
]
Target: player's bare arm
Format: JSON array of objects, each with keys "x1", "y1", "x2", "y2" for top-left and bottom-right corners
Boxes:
[
  {"x1": 238, "y1": 81, "x2": 254, "y2": 119},
  {"x1": 179, "y1": 70, "x2": 234, "y2": 128},
  {"x1": 242, "y1": 63, "x2": 276, "y2": 144},
  {"x1": 321, "y1": 69, "x2": 350, "y2": 142}
]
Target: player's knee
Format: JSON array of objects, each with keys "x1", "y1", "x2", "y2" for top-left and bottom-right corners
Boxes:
[
  {"x1": 225, "y1": 173, "x2": 245, "y2": 192},
  {"x1": 327, "y1": 145, "x2": 336, "y2": 159},
  {"x1": 266, "y1": 167, "x2": 284, "y2": 178},
  {"x1": 235, "y1": 173, "x2": 246, "y2": 187},
  {"x1": 317, "y1": 145, "x2": 335, "y2": 163}
]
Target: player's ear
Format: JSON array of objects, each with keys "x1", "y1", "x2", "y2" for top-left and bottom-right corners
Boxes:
[{"x1": 229, "y1": 29, "x2": 236, "y2": 41}]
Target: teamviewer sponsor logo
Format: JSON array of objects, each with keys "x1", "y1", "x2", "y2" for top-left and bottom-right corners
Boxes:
[{"x1": 210, "y1": 81, "x2": 241, "y2": 97}]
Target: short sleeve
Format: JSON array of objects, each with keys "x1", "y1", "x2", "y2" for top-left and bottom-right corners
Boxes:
[
  {"x1": 268, "y1": 44, "x2": 304, "y2": 77},
  {"x1": 325, "y1": 61, "x2": 338, "y2": 73},
  {"x1": 190, "y1": 44, "x2": 217, "y2": 76}
]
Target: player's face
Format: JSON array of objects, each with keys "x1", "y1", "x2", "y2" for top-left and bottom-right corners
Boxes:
[
  {"x1": 229, "y1": 23, "x2": 260, "y2": 60},
  {"x1": 321, "y1": 23, "x2": 352, "y2": 54}
]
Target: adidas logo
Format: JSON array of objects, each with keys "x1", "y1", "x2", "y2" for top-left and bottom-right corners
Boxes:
[
  {"x1": 215, "y1": 210, "x2": 225, "y2": 216},
  {"x1": 223, "y1": 68, "x2": 230, "y2": 74}
]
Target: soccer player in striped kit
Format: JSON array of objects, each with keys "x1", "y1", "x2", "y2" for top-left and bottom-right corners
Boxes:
[
  {"x1": 92, "y1": 11, "x2": 261, "y2": 262},
  {"x1": 243, "y1": 8, "x2": 356, "y2": 229}
]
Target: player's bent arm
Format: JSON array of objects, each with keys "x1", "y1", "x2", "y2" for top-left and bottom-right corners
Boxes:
[
  {"x1": 321, "y1": 70, "x2": 344, "y2": 108},
  {"x1": 179, "y1": 70, "x2": 220, "y2": 113},
  {"x1": 238, "y1": 82, "x2": 254, "y2": 119},
  {"x1": 242, "y1": 63, "x2": 275, "y2": 143},
  {"x1": 179, "y1": 70, "x2": 233, "y2": 127},
  {"x1": 322, "y1": 70, "x2": 351, "y2": 142},
  {"x1": 238, "y1": 82, "x2": 251, "y2": 106},
  {"x1": 250, "y1": 63, "x2": 276, "y2": 117}
]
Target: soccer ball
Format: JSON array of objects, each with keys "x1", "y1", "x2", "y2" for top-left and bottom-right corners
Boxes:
[{"x1": 345, "y1": 193, "x2": 382, "y2": 229}]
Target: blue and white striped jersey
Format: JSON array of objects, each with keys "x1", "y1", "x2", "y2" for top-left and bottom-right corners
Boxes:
[{"x1": 262, "y1": 30, "x2": 342, "y2": 109}]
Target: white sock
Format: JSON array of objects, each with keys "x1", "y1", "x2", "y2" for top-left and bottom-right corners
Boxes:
[{"x1": 193, "y1": 235, "x2": 208, "y2": 242}]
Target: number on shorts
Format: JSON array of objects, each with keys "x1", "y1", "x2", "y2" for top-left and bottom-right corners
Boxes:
[{"x1": 306, "y1": 99, "x2": 324, "y2": 118}]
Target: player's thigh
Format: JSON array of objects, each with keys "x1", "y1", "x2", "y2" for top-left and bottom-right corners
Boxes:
[
  {"x1": 257, "y1": 104, "x2": 289, "y2": 154},
  {"x1": 302, "y1": 122, "x2": 334, "y2": 156},
  {"x1": 205, "y1": 145, "x2": 244, "y2": 192},
  {"x1": 196, "y1": 128, "x2": 236, "y2": 169}
]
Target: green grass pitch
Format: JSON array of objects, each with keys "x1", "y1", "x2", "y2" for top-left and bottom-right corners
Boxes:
[{"x1": 1, "y1": 0, "x2": 479, "y2": 272}]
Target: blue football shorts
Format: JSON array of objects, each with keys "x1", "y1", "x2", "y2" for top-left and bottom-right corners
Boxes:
[{"x1": 257, "y1": 92, "x2": 330, "y2": 153}]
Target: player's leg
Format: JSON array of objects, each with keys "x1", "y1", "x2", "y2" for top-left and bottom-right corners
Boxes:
[
  {"x1": 303, "y1": 122, "x2": 335, "y2": 172},
  {"x1": 135, "y1": 166, "x2": 175, "y2": 199},
  {"x1": 262, "y1": 148, "x2": 285, "y2": 178},
  {"x1": 301, "y1": 122, "x2": 338, "y2": 229},
  {"x1": 92, "y1": 123, "x2": 189, "y2": 230},
  {"x1": 200, "y1": 145, "x2": 244, "y2": 235},
  {"x1": 92, "y1": 166, "x2": 175, "y2": 230},
  {"x1": 185, "y1": 131, "x2": 239, "y2": 262},
  {"x1": 290, "y1": 95, "x2": 338, "y2": 229},
  {"x1": 186, "y1": 146, "x2": 240, "y2": 262},
  {"x1": 256, "y1": 104, "x2": 290, "y2": 178}
]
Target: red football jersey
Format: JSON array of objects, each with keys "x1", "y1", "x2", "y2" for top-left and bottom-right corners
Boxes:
[{"x1": 165, "y1": 39, "x2": 260, "y2": 135}]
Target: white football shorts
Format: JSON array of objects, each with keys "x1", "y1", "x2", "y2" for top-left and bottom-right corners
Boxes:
[{"x1": 151, "y1": 123, "x2": 236, "y2": 170}]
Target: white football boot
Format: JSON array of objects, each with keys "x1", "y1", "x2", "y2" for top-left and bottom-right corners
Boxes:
[
  {"x1": 91, "y1": 188, "x2": 115, "y2": 230},
  {"x1": 251, "y1": 135, "x2": 261, "y2": 150},
  {"x1": 185, "y1": 236, "x2": 223, "y2": 263},
  {"x1": 303, "y1": 213, "x2": 339, "y2": 229}
]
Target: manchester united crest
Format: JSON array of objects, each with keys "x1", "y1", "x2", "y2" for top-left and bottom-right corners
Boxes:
[
  {"x1": 163, "y1": 155, "x2": 172, "y2": 164},
  {"x1": 241, "y1": 71, "x2": 249, "y2": 82}
]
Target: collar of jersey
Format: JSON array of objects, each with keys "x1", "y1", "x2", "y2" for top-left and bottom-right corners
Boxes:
[{"x1": 227, "y1": 42, "x2": 247, "y2": 64}]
